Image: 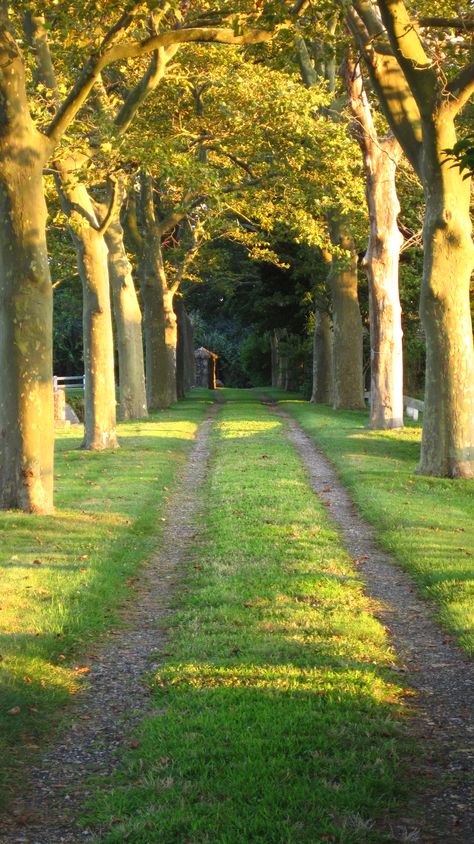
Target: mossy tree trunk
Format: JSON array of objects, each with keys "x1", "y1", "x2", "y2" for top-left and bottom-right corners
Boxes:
[
  {"x1": 0, "y1": 30, "x2": 54, "y2": 513},
  {"x1": 327, "y1": 218, "x2": 365, "y2": 410}
]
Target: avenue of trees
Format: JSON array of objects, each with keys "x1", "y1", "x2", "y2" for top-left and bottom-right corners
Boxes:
[{"x1": 0, "y1": 1, "x2": 472, "y2": 514}]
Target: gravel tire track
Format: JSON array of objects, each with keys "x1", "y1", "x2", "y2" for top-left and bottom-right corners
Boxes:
[
  {"x1": 270, "y1": 402, "x2": 474, "y2": 844},
  {"x1": 0, "y1": 404, "x2": 219, "y2": 844}
]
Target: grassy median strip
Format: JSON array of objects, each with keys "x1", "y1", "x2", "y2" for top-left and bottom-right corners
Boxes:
[
  {"x1": 0, "y1": 391, "x2": 212, "y2": 803},
  {"x1": 274, "y1": 396, "x2": 474, "y2": 657},
  {"x1": 88, "y1": 394, "x2": 412, "y2": 843}
]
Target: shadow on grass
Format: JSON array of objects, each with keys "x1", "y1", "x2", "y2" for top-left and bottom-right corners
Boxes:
[
  {"x1": 0, "y1": 397, "x2": 212, "y2": 801},
  {"x1": 87, "y1": 659, "x2": 408, "y2": 844}
]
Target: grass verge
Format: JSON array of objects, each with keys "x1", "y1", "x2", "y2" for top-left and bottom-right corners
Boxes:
[
  {"x1": 87, "y1": 394, "x2": 413, "y2": 843},
  {"x1": 0, "y1": 390, "x2": 212, "y2": 804},
  {"x1": 269, "y1": 394, "x2": 474, "y2": 656}
]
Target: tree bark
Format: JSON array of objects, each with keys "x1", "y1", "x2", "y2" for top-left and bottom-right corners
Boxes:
[
  {"x1": 141, "y1": 236, "x2": 178, "y2": 410},
  {"x1": 0, "y1": 31, "x2": 54, "y2": 513},
  {"x1": 311, "y1": 309, "x2": 333, "y2": 403},
  {"x1": 418, "y1": 120, "x2": 474, "y2": 477},
  {"x1": 56, "y1": 169, "x2": 118, "y2": 450},
  {"x1": 175, "y1": 298, "x2": 186, "y2": 400},
  {"x1": 271, "y1": 330, "x2": 279, "y2": 388},
  {"x1": 364, "y1": 141, "x2": 404, "y2": 429},
  {"x1": 348, "y1": 0, "x2": 474, "y2": 475},
  {"x1": 183, "y1": 309, "x2": 195, "y2": 392},
  {"x1": 344, "y1": 59, "x2": 404, "y2": 428},
  {"x1": 105, "y1": 217, "x2": 147, "y2": 421},
  {"x1": 327, "y1": 218, "x2": 365, "y2": 410}
]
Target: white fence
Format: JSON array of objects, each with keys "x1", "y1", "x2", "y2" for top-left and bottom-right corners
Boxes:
[
  {"x1": 53, "y1": 375, "x2": 85, "y2": 392},
  {"x1": 365, "y1": 392, "x2": 424, "y2": 421}
]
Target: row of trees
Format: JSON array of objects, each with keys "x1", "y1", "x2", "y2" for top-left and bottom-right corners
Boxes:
[{"x1": 0, "y1": 1, "x2": 472, "y2": 514}]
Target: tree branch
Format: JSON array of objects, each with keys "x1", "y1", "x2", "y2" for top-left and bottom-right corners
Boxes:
[
  {"x1": 46, "y1": 25, "x2": 273, "y2": 147},
  {"x1": 376, "y1": 0, "x2": 438, "y2": 116},
  {"x1": 97, "y1": 176, "x2": 120, "y2": 235},
  {"x1": 347, "y1": 6, "x2": 422, "y2": 174},
  {"x1": 419, "y1": 17, "x2": 474, "y2": 31},
  {"x1": 124, "y1": 191, "x2": 144, "y2": 251},
  {"x1": 445, "y1": 61, "x2": 474, "y2": 116}
]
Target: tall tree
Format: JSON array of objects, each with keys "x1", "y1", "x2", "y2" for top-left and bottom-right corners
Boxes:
[
  {"x1": 348, "y1": 0, "x2": 474, "y2": 476},
  {"x1": 0, "y1": 1, "x2": 273, "y2": 511},
  {"x1": 343, "y1": 56, "x2": 404, "y2": 428},
  {"x1": 295, "y1": 31, "x2": 366, "y2": 410}
]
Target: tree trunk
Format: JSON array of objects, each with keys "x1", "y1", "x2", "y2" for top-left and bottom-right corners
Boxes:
[
  {"x1": 343, "y1": 60, "x2": 404, "y2": 429},
  {"x1": 364, "y1": 142, "x2": 404, "y2": 429},
  {"x1": 142, "y1": 238, "x2": 177, "y2": 410},
  {"x1": 327, "y1": 217, "x2": 365, "y2": 410},
  {"x1": 0, "y1": 32, "x2": 54, "y2": 513},
  {"x1": 175, "y1": 298, "x2": 186, "y2": 400},
  {"x1": 271, "y1": 331, "x2": 279, "y2": 388},
  {"x1": 56, "y1": 170, "x2": 118, "y2": 450},
  {"x1": 183, "y1": 309, "x2": 195, "y2": 392},
  {"x1": 78, "y1": 223, "x2": 119, "y2": 450},
  {"x1": 0, "y1": 157, "x2": 54, "y2": 512},
  {"x1": 418, "y1": 121, "x2": 474, "y2": 478},
  {"x1": 105, "y1": 218, "x2": 147, "y2": 421},
  {"x1": 311, "y1": 309, "x2": 333, "y2": 403},
  {"x1": 277, "y1": 334, "x2": 289, "y2": 390}
]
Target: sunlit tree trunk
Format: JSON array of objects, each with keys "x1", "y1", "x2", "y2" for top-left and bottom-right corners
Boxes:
[
  {"x1": 311, "y1": 308, "x2": 333, "y2": 404},
  {"x1": 141, "y1": 236, "x2": 178, "y2": 410},
  {"x1": 418, "y1": 121, "x2": 474, "y2": 477},
  {"x1": 105, "y1": 216, "x2": 147, "y2": 421},
  {"x1": 327, "y1": 217, "x2": 365, "y2": 410},
  {"x1": 349, "y1": 0, "x2": 474, "y2": 476},
  {"x1": 344, "y1": 58, "x2": 404, "y2": 429},
  {"x1": 56, "y1": 169, "x2": 118, "y2": 450},
  {"x1": 0, "y1": 33, "x2": 54, "y2": 513}
]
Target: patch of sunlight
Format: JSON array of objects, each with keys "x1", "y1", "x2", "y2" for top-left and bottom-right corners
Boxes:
[
  {"x1": 54, "y1": 509, "x2": 131, "y2": 527},
  {"x1": 155, "y1": 662, "x2": 404, "y2": 704},
  {"x1": 4, "y1": 654, "x2": 83, "y2": 696},
  {"x1": 117, "y1": 423, "x2": 198, "y2": 440},
  {"x1": 219, "y1": 420, "x2": 281, "y2": 438}
]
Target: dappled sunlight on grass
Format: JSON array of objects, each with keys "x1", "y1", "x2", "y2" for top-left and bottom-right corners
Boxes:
[
  {"x1": 218, "y1": 419, "x2": 281, "y2": 437},
  {"x1": 275, "y1": 396, "x2": 474, "y2": 656},
  {"x1": 86, "y1": 395, "x2": 412, "y2": 843}
]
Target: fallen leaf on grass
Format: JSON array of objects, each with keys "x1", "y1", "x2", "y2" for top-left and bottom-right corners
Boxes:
[
  {"x1": 74, "y1": 666, "x2": 91, "y2": 674},
  {"x1": 8, "y1": 706, "x2": 21, "y2": 716}
]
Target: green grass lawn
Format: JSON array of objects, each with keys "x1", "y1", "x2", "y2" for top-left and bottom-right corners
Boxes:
[
  {"x1": 267, "y1": 393, "x2": 474, "y2": 656},
  {"x1": 0, "y1": 390, "x2": 212, "y2": 804},
  {"x1": 87, "y1": 394, "x2": 413, "y2": 843}
]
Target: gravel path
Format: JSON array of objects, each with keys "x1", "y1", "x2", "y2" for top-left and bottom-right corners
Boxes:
[
  {"x1": 271, "y1": 402, "x2": 474, "y2": 843},
  {"x1": 0, "y1": 405, "x2": 218, "y2": 844}
]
